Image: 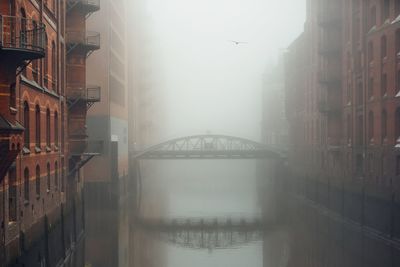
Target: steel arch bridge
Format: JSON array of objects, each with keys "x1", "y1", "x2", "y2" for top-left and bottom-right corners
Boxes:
[
  {"x1": 134, "y1": 134, "x2": 284, "y2": 159},
  {"x1": 136, "y1": 216, "x2": 270, "y2": 249}
]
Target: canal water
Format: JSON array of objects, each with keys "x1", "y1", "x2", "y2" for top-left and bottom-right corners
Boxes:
[{"x1": 132, "y1": 159, "x2": 290, "y2": 267}]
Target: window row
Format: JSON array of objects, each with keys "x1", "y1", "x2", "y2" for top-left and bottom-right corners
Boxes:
[
  {"x1": 8, "y1": 161, "x2": 64, "y2": 222},
  {"x1": 23, "y1": 162, "x2": 64, "y2": 202},
  {"x1": 23, "y1": 101, "x2": 59, "y2": 151},
  {"x1": 368, "y1": 30, "x2": 400, "y2": 63},
  {"x1": 28, "y1": 35, "x2": 58, "y2": 91},
  {"x1": 18, "y1": 7, "x2": 58, "y2": 92},
  {"x1": 369, "y1": 0, "x2": 400, "y2": 28},
  {"x1": 347, "y1": 107, "x2": 400, "y2": 144}
]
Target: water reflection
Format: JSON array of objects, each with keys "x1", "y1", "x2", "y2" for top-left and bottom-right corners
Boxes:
[{"x1": 130, "y1": 159, "x2": 289, "y2": 267}]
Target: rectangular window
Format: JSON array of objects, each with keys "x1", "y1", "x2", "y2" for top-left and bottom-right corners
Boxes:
[
  {"x1": 382, "y1": 73, "x2": 387, "y2": 96},
  {"x1": 383, "y1": 0, "x2": 390, "y2": 21},
  {"x1": 369, "y1": 77, "x2": 374, "y2": 98}
]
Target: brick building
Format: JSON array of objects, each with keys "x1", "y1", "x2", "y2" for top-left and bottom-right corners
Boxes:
[
  {"x1": 0, "y1": 0, "x2": 100, "y2": 266},
  {"x1": 284, "y1": 0, "x2": 400, "y2": 266}
]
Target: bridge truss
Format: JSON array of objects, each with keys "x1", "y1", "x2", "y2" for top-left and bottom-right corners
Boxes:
[{"x1": 134, "y1": 134, "x2": 283, "y2": 159}]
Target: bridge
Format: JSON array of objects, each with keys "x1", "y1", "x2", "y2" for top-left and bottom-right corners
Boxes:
[
  {"x1": 133, "y1": 134, "x2": 284, "y2": 159},
  {"x1": 135, "y1": 216, "x2": 272, "y2": 249}
]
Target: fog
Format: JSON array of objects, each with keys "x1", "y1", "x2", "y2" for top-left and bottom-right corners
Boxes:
[{"x1": 130, "y1": 0, "x2": 305, "y2": 143}]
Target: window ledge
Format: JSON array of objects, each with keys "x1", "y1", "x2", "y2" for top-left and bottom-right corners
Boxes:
[
  {"x1": 46, "y1": 146, "x2": 52, "y2": 153},
  {"x1": 54, "y1": 145, "x2": 59, "y2": 152},
  {"x1": 35, "y1": 146, "x2": 42, "y2": 153},
  {"x1": 9, "y1": 107, "x2": 17, "y2": 114},
  {"x1": 24, "y1": 200, "x2": 29, "y2": 206},
  {"x1": 47, "y1": 189, "x2": 50, "y2": 194},
  {"x1": 22, "y1": 147, "x2": 31, "y2": 155}
]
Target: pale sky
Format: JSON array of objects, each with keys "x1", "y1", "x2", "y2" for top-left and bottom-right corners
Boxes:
[{"x1": 136, "y1": 0, "x2": 306, "y2": 142}]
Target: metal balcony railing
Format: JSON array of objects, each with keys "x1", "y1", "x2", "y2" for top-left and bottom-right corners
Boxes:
[
  {"x1": 66, "y1": 31, "x2": 100, "y2": 56},
  {"x1": 67, "y1": 85, "x2": 101, "y2": 110},
  {"x1": 67, "y1": 0, "x2": 100, "y2": 16},
  {"x1": 0, "y1": 15, "x2": 46, "y2": 60}
]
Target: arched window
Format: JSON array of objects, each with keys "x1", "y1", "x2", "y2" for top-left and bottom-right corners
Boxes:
[
  {"x1": 369, "y1": 111, "x2": 374, "y2": 141},
  {"x1": 382, "y1": 0, "x2": 390, "y2": 22},
  {"x1": 9, "y1": 0, "x2": 15, "y2": 15},
  {"x1": 370, "y1": 6, "x2": 376, "y2": 28},
  {"x1": 32, "y1": 21, "x2": 39, "y2": 82},
  {"x1": 54, "y1": 161, "x2": 58, "y2": 190},
  {"x1": 51, "y1": 41, "x2": 57, "y2": 91},
  {"x1": 9, "y1": 84, "x2": 16, "y2": 109},
  {"x1": 347, "y1": 114, "x2": 352, "y2": 144},
  {"x1": 382, "y1": 73, "x2": 387, "y2": 96},
  {"x1": 8, "y1": 164, "x2": 17, "y2": 222},
  {"x1": 357, "y1": 115, "x2": 364, "y2": 146},
  {"x1": 396, "y1": 108, "x2": 400, "y2": 142},
  {"x1": 20, "y1": 8, "x2": 27, "y2": 45},
  {"x1": 47, "y1": 163, "x2": 51, "y2": 192},
  {"x1": 20, "y1": 8, "x2": 27, "y2": 76},
  {"x1": 44, "y1": 33, "x2": 48, "y2": 87},
  {"x1": 23, "y1": 101, "x2": 30, "y2": 148},
  {"x1": 368, "y1": 41, "x2": 374, "y2": 62},
  {"x1": 396, "y1": 0, "x2": 400, "y2": 16},
  {"x1": 381, "y1": 35, "x2": 387, "y2": 59},
  {"x1": 382, "y1": 109, "x2": 388, "y2": 141},
  {"x1": 36, "y1": 165, "x2": 40, "y2": 196},
  {"x1": 54, "y1": 111, "x2": 58, "y2": 146},
  {"x1": 24, "y1": 167, "x2": 30, "y2": 202},
  {"x1": 46, "y1": 109, "x2": 51, "y2": 147},
  {"x1": 369, "y1": 77, "x2": 374, "y2": 98},
  {"x1": 35, "y1": 105, "x2": 41, "y2": 148},
  {"x1": 357, "y1": 82, "x2": 363, "y2": 105}
]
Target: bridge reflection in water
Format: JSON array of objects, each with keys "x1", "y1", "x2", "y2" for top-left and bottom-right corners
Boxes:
[
  {"x1": 135, "y1": 216, "x2": 271, "y2": 250},
  {"x1": 131, "y1": 135, "x2": 283, "y2": 266}
]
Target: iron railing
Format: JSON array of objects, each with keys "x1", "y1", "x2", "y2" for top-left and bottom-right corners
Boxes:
[
  {"x1": 0, "y1": 15, "x2": 46, "y2": 54},
  {"x1": 67, "y1": 85, "x2": 101, "y2": 110},
  {"x1": 66, "y1": 31, "x2": 100, "y2": 48},
  {"x1": 67, "y1": 85, "x2": 101, "y2": 102}
]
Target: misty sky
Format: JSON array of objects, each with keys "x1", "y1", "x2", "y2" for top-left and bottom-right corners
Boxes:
[{"x1": 142, "y1": 0, "x2": 305, "y2": 142}]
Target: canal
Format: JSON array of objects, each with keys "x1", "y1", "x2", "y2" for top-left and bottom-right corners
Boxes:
[{"x1": 130, "y1": 159, "x2": 290, "y2": 267}]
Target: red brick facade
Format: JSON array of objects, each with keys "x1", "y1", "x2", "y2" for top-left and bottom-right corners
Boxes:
[
  {"x1": 286, "y1": 0, "x2": 400, "y2": 208},
  {"x1": 0, "y1": 0, "x2": 99, "y2": 265},
  {"x1": 284, "y1": 0, "x2": 400, "y2": 265}
]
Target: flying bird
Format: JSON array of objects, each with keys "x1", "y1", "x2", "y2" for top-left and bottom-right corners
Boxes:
[{"x1": 229, "y1": 40, "x2": 248, "y2": 45}]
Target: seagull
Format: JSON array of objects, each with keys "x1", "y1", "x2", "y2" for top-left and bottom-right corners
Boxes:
[{"x1": 229, "y1": 40, "x2": 248, "y2": 45}]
